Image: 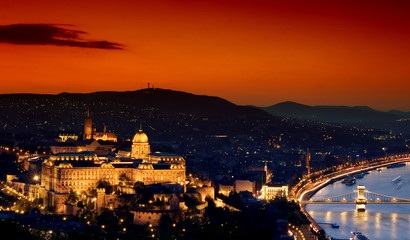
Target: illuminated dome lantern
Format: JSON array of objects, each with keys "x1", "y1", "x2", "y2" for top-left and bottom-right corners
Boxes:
[
  {"x1": 131, "y1": 128, "x2": 151, "y2": 159},
  {"x1": 132, "y1": 129, "x2": 149, "y2": 143}
]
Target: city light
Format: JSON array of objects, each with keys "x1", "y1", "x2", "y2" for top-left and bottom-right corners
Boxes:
[{"x1": 0, "y1": 72, "x2": 408, "y2": 240}]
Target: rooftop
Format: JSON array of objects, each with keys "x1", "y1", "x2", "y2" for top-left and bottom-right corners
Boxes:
[
  {"x1": 54, "y1": 152, "x2": 96, "y2": 157},
  {"x1": 150, "y1": 152, "x2": 181, "y2": 157}
]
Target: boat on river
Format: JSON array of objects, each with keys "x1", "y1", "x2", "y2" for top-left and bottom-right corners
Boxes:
[
  {"x1": 392, "y1": 176, "x2": 401, "y2": 184},
  {"x1": 331, "y1": 223, "x2": 339, "y2": 228},
  {"x1": 354, "y1": 173, "x2": 365, "y2": 179},
  {"x1": 387, "y1": 162, "x2": 406, "y2": 169},
  {"x1": 342, "y1": 176, "x2": 356, "y2": 185},
  {"x1": 350, "y1": 231, "x2": 369, "y2": 240}
]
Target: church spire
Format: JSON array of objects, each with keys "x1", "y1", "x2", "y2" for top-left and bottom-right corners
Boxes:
[
  {"x1": 306, "y1": 148, "x2": 311, "y2": 176},
  {"x1": 264, "y1": 161, "x2": 268, "y2": 184}
]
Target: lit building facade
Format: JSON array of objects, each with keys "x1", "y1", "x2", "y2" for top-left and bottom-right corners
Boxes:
[
  {"x1": 50, "y1": 144, "x2": 87, "y2": 154},
  {"x1": 234, "y1": 180, "x2": 256, "y2": 194},
  {"x1": 58, "y1": 133, "x2": 79, "y2": 142},
  {"x1": 259, "y1": 185, "x2": 288, "y2": 200},
  {"x1": 218, "y1": 184, "x2": 234, "y2": 196},
  {"x1": 40, "y1": 129, "x2": 186, "y2": 213}
]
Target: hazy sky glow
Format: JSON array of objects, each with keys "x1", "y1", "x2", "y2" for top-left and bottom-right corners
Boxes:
[{"x1": 1, "y1": 0, "x2": 409, "y2": 111}]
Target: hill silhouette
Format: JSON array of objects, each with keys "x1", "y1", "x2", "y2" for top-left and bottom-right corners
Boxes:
[
  {"x1": 259, "y1": 101, "x2": 409, "y2": 134},
  {"x1": 55, "y1": 88, "x2": 272, "y2": 119},
  {"x1": 0, "y1": 88, "x2": 279, "y2": 141}
]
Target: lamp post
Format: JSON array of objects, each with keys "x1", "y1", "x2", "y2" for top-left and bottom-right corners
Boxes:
[{"x1": 33, "y1": 175, "x2": 40, "y2": 199}]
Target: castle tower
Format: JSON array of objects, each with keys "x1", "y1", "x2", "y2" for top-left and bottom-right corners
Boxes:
[
  {"x1": 96, "y1": 186, "x2": 106, "y2": 212},
  {"x1": 131, "y1": 126, "x2": 151, "y2": 159},
  {"x1": 83, "y1": 109, "x2": 93, "y2": 140},
  {"x1": 306, "y1": 148, "x2": 311, "y2": 176}
]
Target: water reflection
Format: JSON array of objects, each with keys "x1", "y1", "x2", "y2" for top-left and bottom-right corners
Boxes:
[
  {"x1": 340, "y1": 211, "x2": 347, "y2": 226},
  {"x1": 325, "y1": 211, "x2": 332, "y2": 222},
  {"x1": 391, "y1": 213, "x2": 397, "y2": 239},
  {"x1": 375, "y1": 212, "x2": 381, "y2": 237}
]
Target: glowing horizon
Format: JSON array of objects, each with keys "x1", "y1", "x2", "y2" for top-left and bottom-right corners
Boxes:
[{"x1": 1, "y1": 0, "x2": 409, "y2": 111}]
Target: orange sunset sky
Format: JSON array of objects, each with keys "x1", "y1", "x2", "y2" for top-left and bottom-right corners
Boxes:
[{"x1": 1, "y1": 0, "x2": 409, "y2": 111}]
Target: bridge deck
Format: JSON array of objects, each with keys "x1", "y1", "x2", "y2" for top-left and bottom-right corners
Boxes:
[
  {"x1": 303, "y1": 186, "x2": 410, "y2": 204},
  {"x1": 302, "y1": 200, "x2": 410, "y2": 204}
]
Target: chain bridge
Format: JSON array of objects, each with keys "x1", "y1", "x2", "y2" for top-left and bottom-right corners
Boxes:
[{"x1": 302, "y1": 185, "x2": 410, "y2": 211}]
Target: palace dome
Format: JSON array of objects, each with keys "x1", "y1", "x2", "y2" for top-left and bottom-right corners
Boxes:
[{"x1": 133, "y1": 129, "x2": 149, "y2": 143}]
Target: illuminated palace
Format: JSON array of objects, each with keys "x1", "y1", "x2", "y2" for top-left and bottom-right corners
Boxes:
[
  {"x1": 40, "y1": 127, "x2": 186, "y2": 213},
  {"x1": 83, "y1": 110, "x2": 118, "y2": 142}
]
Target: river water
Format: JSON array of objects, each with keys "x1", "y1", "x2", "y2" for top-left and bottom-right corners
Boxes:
[{"x1": 306, "y1": 162, "x2": 410, "y2": 239}]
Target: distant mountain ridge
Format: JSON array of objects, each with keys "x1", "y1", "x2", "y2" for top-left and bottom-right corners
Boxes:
[
  {"x1": 259, "y1": 101, "x2": 409, "y2": 133},
  {"x1": 388, "y1": 110, "x2": 410, "y2": 118}
]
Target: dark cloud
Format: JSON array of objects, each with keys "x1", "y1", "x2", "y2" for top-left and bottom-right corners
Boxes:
[{"x1": 0, "y1": 24, "x2": 124, "y2": 49}]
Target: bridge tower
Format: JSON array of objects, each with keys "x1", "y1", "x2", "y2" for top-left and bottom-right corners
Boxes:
[{"x1": 356, "y1": 185, "x2": 367, "y2": 212}]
